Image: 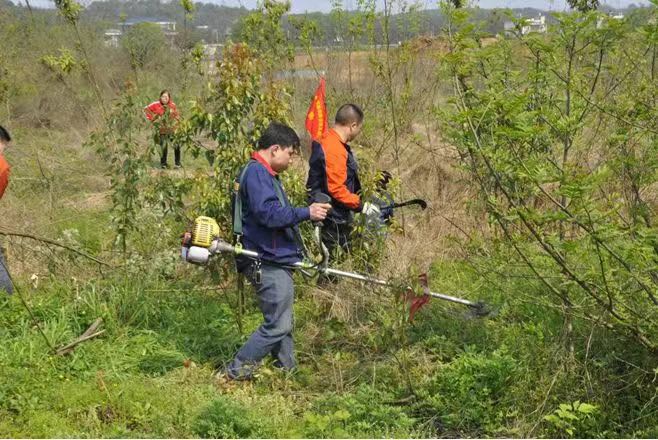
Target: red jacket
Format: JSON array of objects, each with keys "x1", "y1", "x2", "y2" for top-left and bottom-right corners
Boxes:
[
  {"x1": 0, "y1": 155, "x2": 10, "y2": 201},
  {"x1": 144, "y1": 100, "x2": 180, "y2": 134}
]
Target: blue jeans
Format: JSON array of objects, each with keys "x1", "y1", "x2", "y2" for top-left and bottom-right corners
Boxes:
[
  {"x1": 0, "y1": 248, "x2": 13, "y2": 295},
  {"x1": 226, "y1": 264, "x2": 295, "y2": 379}
]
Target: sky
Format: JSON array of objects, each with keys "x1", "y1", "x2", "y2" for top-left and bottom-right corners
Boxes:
[{"x1": 13, "y1": 0, "x2": 649, "y2": 14}]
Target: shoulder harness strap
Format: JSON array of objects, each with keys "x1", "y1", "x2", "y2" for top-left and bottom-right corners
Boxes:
[
  {"x1": 233, "y1": 161, "x2": 254, "y2": 242},
  {"x1": 233, "y1": 161, "x2": 287, "y2": 241}
]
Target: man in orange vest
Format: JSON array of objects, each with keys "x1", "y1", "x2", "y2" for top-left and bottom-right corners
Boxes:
[
  {"x1": 306, "y1": 104, "x2": 380, "y2": 257},
  {"x1": 0, "y1": 125, "x2": 13, "y2": 295}
]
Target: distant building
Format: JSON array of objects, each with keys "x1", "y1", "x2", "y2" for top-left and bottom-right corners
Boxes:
[
  {"x1": 194, "y1": 25, "x2": 214, "y2": 44},
  {"x1": 103, "y1": 29, "x2": 122, "y2": 48},
  {"x1": 104, "y1": 17, "x2": 179, "y2": 48},
  {"x1": 120, "y1": 17, "x2": 178, "y2": 40},
  {"x1": 504, "y1": 14, "x2": 547, "y2": 37},
  {"x1": 597, "y1": 12, "x2": 624, "y2": 29}
]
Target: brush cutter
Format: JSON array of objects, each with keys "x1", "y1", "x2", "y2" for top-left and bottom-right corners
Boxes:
[
  {"x1": 180, "y1": 209, "x2": 491, "y2": 319},
  {"x1": 366, "y1": 197, "x2": 427, "y2": 231},
  {"x1": 374, "y1": 168, "x2": 427, "y2": 214},
  {"x1": 389, "y1": 198, "x2": 428, "y2": 210}
]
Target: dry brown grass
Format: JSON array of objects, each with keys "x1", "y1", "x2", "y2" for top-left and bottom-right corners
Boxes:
[
  {"x1": 295, "y1": 50, "x2": 376, "y2": 85},
  {"x1": 290, "y1": 43, "x2": 484, "y2": 322},
  {"x1": 380, "y1": 125, "x2": 476, "y2": 279}
]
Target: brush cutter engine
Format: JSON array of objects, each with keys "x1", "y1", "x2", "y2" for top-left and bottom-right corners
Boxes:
[{"x1": 181, "y1": 216, "x2": 222, "y2": 265}]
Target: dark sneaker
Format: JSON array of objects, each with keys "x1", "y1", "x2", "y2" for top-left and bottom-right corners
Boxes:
[
  {"x1": 272, "y1": 359, "x2": 297, "y2": 372},
  {"x1": 215, "y1": 368, "x2": 253, "y2": 382}
]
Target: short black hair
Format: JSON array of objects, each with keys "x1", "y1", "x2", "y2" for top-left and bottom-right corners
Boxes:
[
  {"x1": 256, "y1": 122, "x2": 300, "y2": 151},
  {"x1": 0, "y1": 125, "x2": 11, "y2": 143},
  {"x1": 335, "y1": 104, "x2": 364, "y2": 126}
]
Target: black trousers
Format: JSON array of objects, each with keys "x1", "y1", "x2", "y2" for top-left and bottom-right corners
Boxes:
[
  {"x1": 0, "y1": 246, "x2": 13, "y2": 295},
  {"x1": 321, "y1": 221, "x2": 353, "y2": 261},
  {"x1": 318, "y1": 221, "x2": 353, "y2": 285},
  {"x1": 159, "y1": 134, "x2": 181, "y2": 167}
]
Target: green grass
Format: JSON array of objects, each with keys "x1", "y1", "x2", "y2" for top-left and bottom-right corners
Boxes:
[
  {"x1": 0, "y1": 274, "x2": 423, "y2": 437},
  {"x1": 1, "y1": 247, "x2": 657, "y2": 438}
]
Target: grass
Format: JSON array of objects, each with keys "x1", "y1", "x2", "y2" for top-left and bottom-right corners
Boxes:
[
  {"x1": 2, "y1": 228, "x2": 657, "y2": 437},
  {"x1": 0, "y1": 273, "x2": 426, "y2": 438}
]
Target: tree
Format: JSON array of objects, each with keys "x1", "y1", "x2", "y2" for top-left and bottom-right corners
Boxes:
[
  {"x1": 121, "y1": 22, "x2": 167, "y2": 72},
  {"x1": 441, "y1": 2, "x2": 658, "y2": 352},
  {"x1": 567, "y1": 0, "x2": 600, "y2": 12},
  {"x1": 179, "y1": 0, "x2": 195, "y2": 50},
  {"x1": 237, "y1": 0, "x2": 294, "y2": 72}
]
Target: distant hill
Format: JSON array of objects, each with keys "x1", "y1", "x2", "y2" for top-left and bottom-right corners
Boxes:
[
  {"x1": 82, "y1": 0, "x2": 249, "y2": 41},
  {"x1": 6, "y1": 0, "x2": 654, "y2": 43}
]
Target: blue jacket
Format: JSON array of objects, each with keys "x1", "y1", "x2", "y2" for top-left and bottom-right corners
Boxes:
[{"x1": 237, "y1": 155, "x2": 310, "y2": 269}]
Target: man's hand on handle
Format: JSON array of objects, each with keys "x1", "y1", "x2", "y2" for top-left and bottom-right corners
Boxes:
[{"x1": 310, "y1": 203, "x2": 332, "y2": 222}]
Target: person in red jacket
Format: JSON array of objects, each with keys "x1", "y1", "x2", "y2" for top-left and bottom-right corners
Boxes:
[
  {"x1": 0, "y1": 125, "x2": 13, "y2": 295},
  {"x1": 144, "y1": 90, "x2": 181, "y2": 169}
]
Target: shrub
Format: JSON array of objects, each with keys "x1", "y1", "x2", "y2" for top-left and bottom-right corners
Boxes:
[
  {"x1": 295, "y1": 384, "x2": 417, "y2": 438},
  {"x1": 419, "y1": 348, "x2": 517, "y2": 435},
  {"x1": 193, "y1": 397, "x2": 265, "y2": 438}
]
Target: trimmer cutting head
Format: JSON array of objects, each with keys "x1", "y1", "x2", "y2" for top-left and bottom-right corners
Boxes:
[{"x1": 467, "y1": 301, "x2": 494, "y2": 318}]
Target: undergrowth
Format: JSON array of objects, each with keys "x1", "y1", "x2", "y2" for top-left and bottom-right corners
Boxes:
[{"x1": 1, "y1": 256, "x2": 657, "y2": 437}]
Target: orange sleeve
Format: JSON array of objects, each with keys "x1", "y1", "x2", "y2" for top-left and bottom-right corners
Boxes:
[
  {"x1": 0, "y1": 157, "x2": 10, "y2": 201},
  {"x1": 325, "y1": 144, "x2": 361, "y2": 209}
]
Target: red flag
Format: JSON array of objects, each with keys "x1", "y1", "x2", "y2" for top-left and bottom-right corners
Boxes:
[
  {"x1": 305, "y1": 77, "x2": 328, "y2": 141},
  {"x1": 404, "y1": 273, "x2": 432, "y2": 322}
]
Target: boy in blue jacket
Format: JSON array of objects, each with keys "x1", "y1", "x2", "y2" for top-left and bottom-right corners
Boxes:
[{"x1": 226, "y1": 122, "x2": 331, "y2": 380}]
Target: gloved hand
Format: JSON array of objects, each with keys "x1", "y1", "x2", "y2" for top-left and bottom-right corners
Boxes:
[{"x1": 362, "y1": 202, "x2": 382, "y2": 223}]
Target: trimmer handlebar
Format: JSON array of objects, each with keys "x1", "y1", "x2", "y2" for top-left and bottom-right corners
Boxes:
[
  {"x1": 313, "y1": 193, "x2": 332, "y2": 204},
  {"x1": 312, "y1": 193, "x2": 331, "y2": 270}
]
